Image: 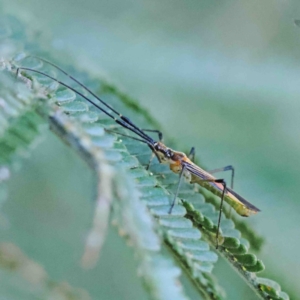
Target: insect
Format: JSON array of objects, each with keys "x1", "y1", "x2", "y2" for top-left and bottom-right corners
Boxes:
[{"x1": 16, "y1": 57, "x2": 260, "y2": 248}]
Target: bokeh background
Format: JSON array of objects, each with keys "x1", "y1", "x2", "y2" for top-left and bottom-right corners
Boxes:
[{"x1": 1, "y1": 0, "x2": 300, "y2": 299}]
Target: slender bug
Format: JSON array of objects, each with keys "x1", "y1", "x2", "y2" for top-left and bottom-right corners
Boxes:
[{"x1": 16, "y1": 57, "x2": 260, "y2": 248}]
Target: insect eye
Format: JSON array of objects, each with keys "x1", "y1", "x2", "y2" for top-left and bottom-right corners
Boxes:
[{"x1": 155, "y1": 144, "x2": 162, "y2": 152}]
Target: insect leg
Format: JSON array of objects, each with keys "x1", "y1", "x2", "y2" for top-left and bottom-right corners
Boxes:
[
  {"x1": 207, "y1": 166, "x2": 235, "y2": 221},
  {"x1": 168, "y1": 164, "x2": 187, "y2": 214},
  {"x1": 188, "y1": 147, "x2": 195, "y2": 162},
  {"x1": 142, "y1": 129, "x2": 163, "y2": 170},
  {"x1": 186, "y1": 147, "x2": 234, "y2": 188},
  {"x1": 185, "y1": 175, "x2": 227, "y2": 248},
  {"x1": 141, "y1": 129, "x2": 163, "y2": 141},
  {"x1": 214, "y1": 178, "x2": 227, "y2": 249},
  {"x1": 207, "y1": 165, "x2": 235, "y2": 189},
  {"x1": 188, "y1": 147, "x2": 233, "y2": 189}
]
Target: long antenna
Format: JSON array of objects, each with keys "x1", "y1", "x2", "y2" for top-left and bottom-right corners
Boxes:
[
  {"x1": 25, "y1": 56, "x2": 151, "y2": 142},
  {"x1": 16, "y1": 67, "x2": 155, "y2": 145}
]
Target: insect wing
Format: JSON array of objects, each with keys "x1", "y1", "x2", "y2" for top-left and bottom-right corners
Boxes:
[{"x1": 184, "y1": 162, "x2": 260, "y2": 213}]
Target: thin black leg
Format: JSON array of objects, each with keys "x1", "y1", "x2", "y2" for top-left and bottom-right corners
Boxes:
[
  {"x1": 187, "y1": 146, "x2": 234, "y2": 189},
  {"x1": 214, "y1": 179, "x2": 227, "y2": 249},
  {"x1": 141, "y1": 129, "x2": 163, "y2": 141},
  {"x1": 168, "y1": 164, "x2": 186, "y2": 214},
  {"x1": 184, "y1": 175, "x2": 227, "y2": 248},
  {"x1": 146, "y1": 152, "x2": 156, "y2": 170},
  {"x1": 142, "y1": 129, "x2": 163, "y2": 169},
  {"x1": 188, "y1": 147, "x2": 196, "y2": 162},
  {"x1": 207, "y1": 165, "x2": 235, "y2": 189}
]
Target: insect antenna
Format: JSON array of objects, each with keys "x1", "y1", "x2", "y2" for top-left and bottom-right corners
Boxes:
[
  {"x1": 16, "y1": 67, "x2": 154, "y2": 146},
  {"x1": 105, "y1": 129, "x2": 150, "y2": 145},
  {"x1": 22, "y1": 56, "x2": 151, "y2": 142}
]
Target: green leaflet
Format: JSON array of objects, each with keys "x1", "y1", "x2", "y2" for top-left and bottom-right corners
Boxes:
[
  {"x1": 0, "y1": 71, "x2": 45, "y2": 166},
  {"x1": 0, "y1": 14, "x2": 293, "y2": 300},
  {"x1": 50, "y1": 91, "x2": 224, "y2": 300}
]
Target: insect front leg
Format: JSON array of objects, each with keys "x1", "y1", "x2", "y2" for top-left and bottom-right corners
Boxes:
[
  {"x1": 168, "y1": 164, "x2": 186, "y2": 214},
  {"x1": 142, "y1": 129, "x2": 163, "y2": 170}
]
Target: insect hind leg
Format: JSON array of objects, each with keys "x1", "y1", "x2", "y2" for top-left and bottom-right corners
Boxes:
[
  {"x1": 185, "y1": 176, "x2": 227, "y2": 248},
  {"x1": 207, "y1": 165, "x2": 235, "y2": 189}
]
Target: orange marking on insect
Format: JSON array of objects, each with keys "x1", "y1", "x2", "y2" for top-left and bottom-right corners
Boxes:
[
  {"x1": 182, "y1": 156, "x2": 192, "y2": 164},
  {"x1": 170, "y1": 159, "x2": 182, "y2": 173}
]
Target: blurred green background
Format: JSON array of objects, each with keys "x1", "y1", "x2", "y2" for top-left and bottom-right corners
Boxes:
[{"x1": 1, "y1": 0, "x2": 300, "y2": 299}]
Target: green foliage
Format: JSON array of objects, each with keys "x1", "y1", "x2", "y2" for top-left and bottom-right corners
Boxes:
[
  {"x1": 0, "y1": 243, "x2": 90, "y2": 300},
  {"x1": 0, "y1": 71, "x2": 43, "y2": 165},
  {"x1": 46, "y1": 78, "x2": 223, "y2": 300},
  {"x1": 0, "y1": 14, "x2": 293, "y2": 300}
]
